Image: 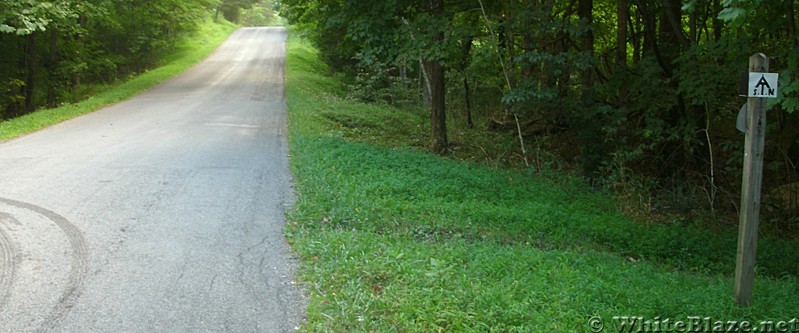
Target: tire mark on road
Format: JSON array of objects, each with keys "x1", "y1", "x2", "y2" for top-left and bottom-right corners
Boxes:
[
  {"x1": 0, "y1": 197, "x2": 90, "y2": 330},
  {"x1": 0, "y1": 217, "x2": 17, "y2": 309}
]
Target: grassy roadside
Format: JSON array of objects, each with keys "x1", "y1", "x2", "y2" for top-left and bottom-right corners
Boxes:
[
  {"x1": 284, "y1": 32, "x2": 799, "y2": 331},
  {"x1": 0, "y1": 18, "x2": 238, "y2": 142}
]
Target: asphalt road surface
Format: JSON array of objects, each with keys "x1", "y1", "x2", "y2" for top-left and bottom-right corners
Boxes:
[{"x1": 0, "y1": 27, "x2": 306, "y2": 332}]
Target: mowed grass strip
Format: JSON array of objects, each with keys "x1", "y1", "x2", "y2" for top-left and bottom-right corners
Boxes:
[
  {"x1": 0, "y1": 18, "x2": 238, "y2": 142},
  {"x1": 285, "y1": 31, "x2": 799, "y2": 332}
]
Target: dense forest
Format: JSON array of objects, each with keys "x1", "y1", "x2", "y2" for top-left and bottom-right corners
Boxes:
[
  {"x1": 0, "y1": 0, "x2": 272, "y2": 119},
  {"x1": 281, "y1": 0, "x2": 799, "y2": 226}
]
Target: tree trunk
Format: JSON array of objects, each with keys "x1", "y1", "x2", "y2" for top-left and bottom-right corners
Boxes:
[
  {"x1": 419, "y1": 60, "x2": 430, "y2": 106},
  {"x1": 498, "y1": 0, "x2": 509, "y2": 53},
  {"x1": 661, "y1": 0, "x2": 702, "y2": 173},
  {"x1": 575, "y1": 0, "x2": 602, "y2": 177},
  {"x1": 689, "y1": 5, "x2": 697, "y2": 44},
  {"x1": 425, "y1": 59, "x2": 447, "y2": 155},
  {"x1": 46, "y1": 29, "x2": 59, "y2": 107},
  {"x1": 426, "y1": 0, "x2": 448, "y2": 155},
  {"x1": 662, "y1": 0, "x2": 690, "y2": 50},
  {"x1": 787, "y1": 0, "x2": 798, "y2": 48},
  {"x1": 712, "y1": 0, "x2": 722, "y2": 41},
  {"x1": 461, "y1": 35, "x2": 474, "y2": 129},
  {"x1": 578, "y1": 0, "x2": 593, "y2": 87},
  {"x1": 423, "y1": 0, "x2": 449, "y2": 155},
  {"x1": 617, "y1": 0, "x2": 628, "y2": 66},
  {"x1": 23, "y1": 33, "x2": 37, "y2": 114},
  {"x1": 632, "y1": 6, "x2": 641, "y2": 63},
  {"x1": 504, "y1": 2, "x2": 514, "y2": 64},
  {"x1": 72, "y1": 14, "x2": 88, "y2": 91},
  {"x1": 463, "y1": 77, "x2": 473, "y2": 129},
  {"x1": 640, "y1": 2, "x2": 657, "y2": 60}
]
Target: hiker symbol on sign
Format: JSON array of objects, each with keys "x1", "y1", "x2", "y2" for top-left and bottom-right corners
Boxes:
[{"x1": 748, "y1": 73, "x2": 779, "y2": 98}]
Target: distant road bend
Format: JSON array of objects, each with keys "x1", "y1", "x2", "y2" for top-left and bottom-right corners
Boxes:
[{"x1": 0, "y1": 27, "x2": 305, "y2": 332}]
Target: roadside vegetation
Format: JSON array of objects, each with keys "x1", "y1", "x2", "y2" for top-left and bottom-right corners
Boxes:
[
  {"x1": 0, "y1": 0, "x2": 274, "y2": 141},
  {"x1": 282, "y1": 1, "x2": 799, "y2": 328},
  {"x1": 285, "y1": 31, "x2": 799, "y2": 331},
  {"x1": 0, "y1": 18, "x2": 236, "y2": 141},
  {"x1": 280, "y1": 0, "x2": 799, "y2": 234}
]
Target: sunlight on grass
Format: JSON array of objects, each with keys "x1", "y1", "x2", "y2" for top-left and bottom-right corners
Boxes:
[{"x1": 285, "y1": 29, "x2": 799, "y2": 332}]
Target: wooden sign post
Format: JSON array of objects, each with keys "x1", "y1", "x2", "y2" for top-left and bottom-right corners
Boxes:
[{"x1": 734, "y1": 53, "x2": 777, "y2": 306}]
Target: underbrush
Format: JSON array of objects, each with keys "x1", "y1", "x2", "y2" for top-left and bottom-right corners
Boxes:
[{"x1": 285, "y1": 31, "x2": 799, "y2": 332}]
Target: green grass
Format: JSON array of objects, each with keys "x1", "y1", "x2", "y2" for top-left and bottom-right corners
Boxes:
[
  {"x1": 285, "y1": 31, "x2": 799, "y2": 332},
  {"x1": 0, "y1": 18, "x2": 238, "y2": 142}
]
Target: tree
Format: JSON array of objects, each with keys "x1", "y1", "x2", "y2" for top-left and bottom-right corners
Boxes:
[
  {"x1": 283, "y1": 0, "x2": 467, "y2": 155},
  {"x1": 283, "y1": 0, "x2": 799, "y2": 220},
  {"x1": 0, "y1": 0, "x2": 214, "y2": 118},
  {"x1": 423, "y1": 0, "x2": 448, "y2": 154},
  {"x1": 0, "y1": 0, "x2": 76, "y2": 114},
  {"x1": 219, "y1": 0, "x2": 261, "y2": 23}
]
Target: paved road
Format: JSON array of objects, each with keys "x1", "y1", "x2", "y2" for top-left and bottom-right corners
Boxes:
[{"x1": 0, "y1": 27, "x2": 305, "y2": 332}]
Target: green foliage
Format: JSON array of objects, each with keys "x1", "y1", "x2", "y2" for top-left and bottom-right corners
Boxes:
[
  {"x1": 0, "y1": 0, "x2": 226, "y2": 118},
  {"x1": 717, "y1": 6, "x2": 747, "y2": 22},
  {"x1": 0, "y1": 0, "x2": 75, "y2": 35},
  {"x1": 281, "y1": 0, "x2": 799, "y2": 224},
  {"x1": 282, "y1": 0, "x2": 464, "y2": 76},
  {"x1": 777, "y1": 49, "x2": 799, "y2": 114},
  {"x1": 677, "y1": 40, "x2": 742, "y2": 106},
  {"x1": 280, "y1": 0, "x2": 360, "y2": 71},
  {"x1": 0, "y1": 17, "x2": 237, "y2": 142},
  {"x1": 285, "y1": 33, "x2": 799, "y2": 331},
  {"x1": 238, "y1": 1, "x2": 278, "y2": 27},
  {"x1": 219, "y1": 0, "x2": 262, "y2": 23}
]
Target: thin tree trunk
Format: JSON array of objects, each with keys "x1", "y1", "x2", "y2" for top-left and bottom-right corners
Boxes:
[
  {"x1": 461, "y1": 35, "x2": 474, "y2": 129},
  {"x1": 712, "y1": 0, "x2": 722, "y2": 41},
  {"x1": 578, "y1": 0, "x2": 593, "y2": 87},
  {"x1": 505, "y1": 2, "x2": 514, "y2": 64},
  {"x1": 640, "y1": 2, "x2": 657, "y2": 60},
  {"x1": 788, "y1": 0, "x2": 798, "y2": 48},
  {"x1": 71, "y1": 14, "x2": 86, "y2": 91},
  {"x1": 575, "y1": 0, "x2": 602, "y2": 177},
  {"x1": 616, "y1": 0, "x2": 629, "y2": 103},
  {"x1": 463, "y1": 77, "x2": 473, "y2": 129},
  {"x1": 23, "y1": 33, "x2": 37, "y2": 114},
  {"x1": 46, "y1": 29, "x2": 59, "y2": 107},
  {"x1": 632, "y1": 5, "x2": 641, "y2": 63},
  {"x1": 498, "y1": 0, "x2": 509, "y2": 52},
  {"x1": 689, "y1": 6, "x2": 697, "y2": 44},
  {"x1": 427, "y1": 0, "x2": 448, "y2": 155},
  {"x1": 419, "y1": 60, "x2": 430, "y2": 106},
  {"x1": 425, "y1": 59, "x2": 447, "y2": 155},
  {"x1": 617, "y1": 0, "x2": 628, "y2": 66},
  {"x1": 662, "y1": 0, "x2": 690, "y2": 50}
]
